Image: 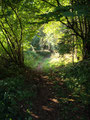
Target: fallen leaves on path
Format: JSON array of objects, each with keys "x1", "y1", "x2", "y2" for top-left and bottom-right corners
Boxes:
[{"x1": 24, "y1": 67, "x2": 89, "y2": 120}]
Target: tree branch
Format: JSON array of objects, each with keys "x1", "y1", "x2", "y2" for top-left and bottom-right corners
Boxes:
[
  {"x1": 56, "y1": 0, "x2": 61, "y2": 6},
  {"x1": 0, "y1": 21, "x2": 15, "y2": 48},
  {"x1": 42, "y1": 0, "x2": 56, "y2": 7},
  {"x1": 0, "y1": 40, "x2": 13, "y2": 61},
  {"x1": 59, "y1": 19, "x2": 83, "y2": 39},
  {"x1": 2, "y1": 6, "x2": 18, "y2": 41},
  {"x1": 9, "y1": 3, "x2": 23, "y2": 43}
]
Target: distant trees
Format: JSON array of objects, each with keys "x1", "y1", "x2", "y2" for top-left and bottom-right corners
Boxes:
[
  {"x1": 37, "y1": 0, "x2": 90, "y2": 59},
  {"x1": 0, "y1": 0, "x2": 90, "y2": 66},
  {"x1": 31, "y1": 25, "x2": 58, "y2": 52}
]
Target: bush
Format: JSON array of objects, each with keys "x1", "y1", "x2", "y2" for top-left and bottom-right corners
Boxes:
[
  {"x1": 59, "y1": 60, "x2": 90, "y2": 105},
  {"x1": 0, "y1": 75, "x2": 34, "y2": 120},
  {"x1": 24, "y1": 51, "x2": 43, "y2": 68}
]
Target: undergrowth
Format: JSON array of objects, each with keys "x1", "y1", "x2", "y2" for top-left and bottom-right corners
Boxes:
[
  {"x1": 52, "y1": 59, "x2": 90, "y2": 119},
  {"x1": 0, "y1": 52, "x2": 89, "y2": 120},
  {"x1": 24, "y1": 51, "x2": 43, "y2": 69},
  {"x1": 0, "y1": 58, "x2": 35, "y2": 120},
  {"x1": 0, "y1": 76, "x2": 34, "y2": 120},
  {"x1": 41, "y1": 54, "x2": 90, "y2": 119},
  {"x1": 57, "y1": 59, "x2": 90, "y2": 104},
  {"x1": 42, "y1": 53, "x2": 74, "y2": 72}
]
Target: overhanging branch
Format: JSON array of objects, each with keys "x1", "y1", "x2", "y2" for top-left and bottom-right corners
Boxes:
[
  {"x1": 56, "y1": 0, "x2": 61, "y2": 6},
  {"x1": 42, "y1": 0, "x2": 56, "y2": 7}
]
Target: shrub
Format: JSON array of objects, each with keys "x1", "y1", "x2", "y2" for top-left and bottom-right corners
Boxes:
[
  {"x1": 24, "y1": 51, "x2": 43, "y2": 68},
  {"x1": 0, "y1": 75, "x2": 34, "y2": 120},
  {"x1": 59, "y1": 60, "x2": 90, "y2": 105}
]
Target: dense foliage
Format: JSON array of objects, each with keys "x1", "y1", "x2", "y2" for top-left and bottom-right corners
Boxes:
[{"x1": 0, "y1": 0, "x2": 90, "y2": 119}]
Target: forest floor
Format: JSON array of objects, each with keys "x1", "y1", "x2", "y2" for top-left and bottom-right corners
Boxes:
[
  {"x1": 35, "y1": 57, "x2": 47, "y2": 72},
  {"x1": 25, "y1": 58, "x2": 89, "y2": 120},
  {"x1": 30, "y1": 59, "x2": 60, "y2": 120},
  {"x1": 30, "y1": 73, "x2": 60, "y2": 120},
  {"x1": 0, "y1": 53, "x2": 89, "y2": 120}
]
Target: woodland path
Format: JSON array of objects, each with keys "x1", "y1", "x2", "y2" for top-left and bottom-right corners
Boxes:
[
  {"x1": 30, "y1": 72, "x2": 62, "y2": 120},
  {"x1": 35, "y1": 57, "x2": 49, "y2": 72},
  {"x1": 26, "y1": 59, "x2": 89, "y2": 120},
  {"x1": 29, "y1": 58, "x2": 62, "y2": 120}
]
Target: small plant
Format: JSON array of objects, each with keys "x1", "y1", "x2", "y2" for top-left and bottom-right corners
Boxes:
[
  {"x1": 0, "y1": 75, "x2": 35, "y2": 120},
  {"x1": 24, "y1": 51, "x2": 43, "y2": 69}
]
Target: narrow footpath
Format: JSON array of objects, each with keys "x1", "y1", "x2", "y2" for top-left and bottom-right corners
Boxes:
[{"x1": 25, "y1": 59, "x2": 89, "y2": 120}]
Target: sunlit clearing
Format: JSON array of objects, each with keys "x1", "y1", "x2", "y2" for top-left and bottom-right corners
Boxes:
[
  {"x1": 50, "y1": 57, "x2": 60, "y2": 64},
  {"x1": 49, "y1": 53, "x2": 75, "y2": 68},
  {"x1": 49, "y1": 53, "x2": 61, "y2": 67}
]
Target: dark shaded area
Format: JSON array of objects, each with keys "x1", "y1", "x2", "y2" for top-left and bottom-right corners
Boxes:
[
  {"x1": 27, "y1": 69, "x2": 89, "y2": 120},
  {"x1": 0, "y1": 54, "x2": 90, "y2": 120}
]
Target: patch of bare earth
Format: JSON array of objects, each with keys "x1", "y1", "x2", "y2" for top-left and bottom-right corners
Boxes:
[{"x1": 30, "y1": 73, "x2": 61, "y2": 120}]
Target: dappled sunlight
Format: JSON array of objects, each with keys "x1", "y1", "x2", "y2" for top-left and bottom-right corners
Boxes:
[
  {"x1": 24, "y1": 50, "x2": 78, "y2": 73},
  {"x1": 59, "y1": 97, "x2": 75, "y2": 103},
  {"x1": 49, "y1": 98, "x2": 59, "y2": 103},
  {"x1": 42, "y1": 106, "x2": 54, "y2": 111},
  {"x1": 42, "y1": 75, "x2": 49, "y2": 79},
  {"x1": 31, "y1": 112, "x2": 39, "y2": 119},
  {"x1": 0, "y1": 0, "x2": 89, "y2": 119},
  {"x1": 50, "y1": 57, "x2": 60, "y2": 64},
  {"x1": 47, "y1": 53, "x2": 75, "y2": 69}
]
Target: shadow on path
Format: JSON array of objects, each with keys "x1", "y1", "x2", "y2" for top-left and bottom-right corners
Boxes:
[
  {"x1": 24, "y1": 60, "x2": 89, "y2": 120},
  {"x1": 30, "y1": 73, "x2": 61, "y2": 120}
]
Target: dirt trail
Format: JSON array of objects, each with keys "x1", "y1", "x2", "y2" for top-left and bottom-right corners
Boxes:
[
  {"x1": 35, "y1": 57, "x2": 48, "y2": 72},
  {"x1": 30, "y1": 73, "x2": 61, "y2": 120},
  {"x1": 29, "y1": 71, "x2": 89, "y2": 120},
  {"x1": 36, "y1": 62, "x2": 43, "y2": 72},
  {"x1": 26, "y1": 58, "x2": 89, "y2": 120},
  {"x1": 27, "y1": 58, "x2": 61, "y2": 120}
]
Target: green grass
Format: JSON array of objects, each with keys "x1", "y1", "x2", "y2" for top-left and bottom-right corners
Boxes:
[
  {"x1": 24, "y1": 51, "x2": 90, "y2": 105},
  {"x1": 41, "y1": 53, "x2": 76, "y2": 72},
  {"x1": 24, "y1": 51, "x2": 74, "y2": 72},
  {"x1": 24, "y1": 51, "x2": 43, "y2": 69}
]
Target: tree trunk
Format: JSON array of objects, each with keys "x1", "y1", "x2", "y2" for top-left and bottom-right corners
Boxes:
[{"x1": 83, "y1": 38, "x2": 90, "y2": 59}]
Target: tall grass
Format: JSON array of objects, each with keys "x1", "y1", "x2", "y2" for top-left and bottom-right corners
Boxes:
[
  {"x1": 42, "y1": 53, "x2": 77, "y2": 72},
  {"x1": 24, "y1": 51, "x2": 43, "y2": 69}
]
